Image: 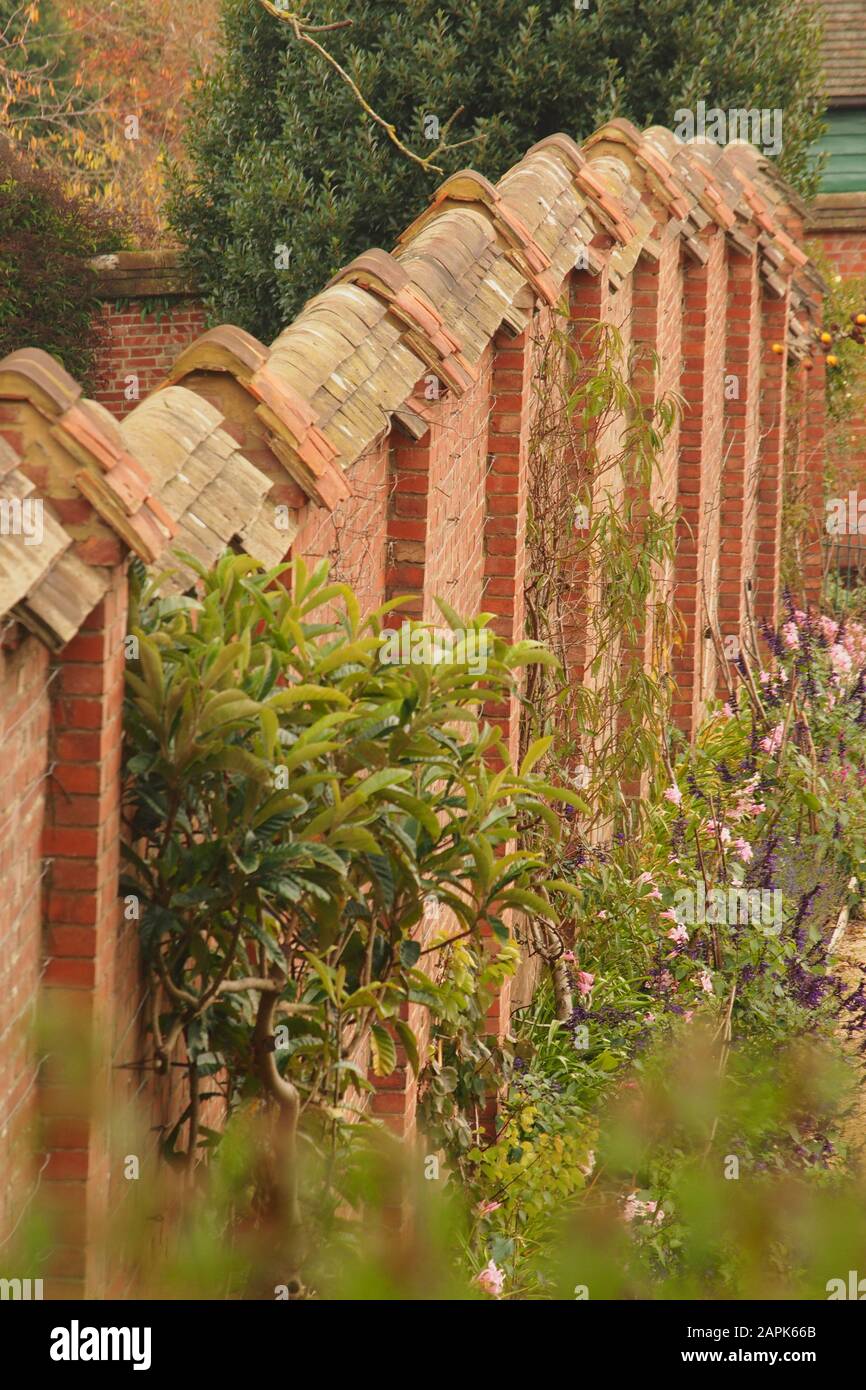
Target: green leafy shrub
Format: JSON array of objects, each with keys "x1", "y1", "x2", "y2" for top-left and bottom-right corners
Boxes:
[
  {"x1": 122, "y1": 551, "x2": 579, "y2": 1252},
  {"x1": 0, "y1": 136, "x2": 125, "y2": 387}
]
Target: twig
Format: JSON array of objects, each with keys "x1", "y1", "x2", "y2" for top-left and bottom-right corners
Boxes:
[{"x1": 258, "y1": 1, "x2": 484, "y2": 174}]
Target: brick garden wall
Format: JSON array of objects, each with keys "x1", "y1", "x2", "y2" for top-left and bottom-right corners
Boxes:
[
  {"x1": 812, "y1": 196, "x2": 866, "y2": 277},
  {"x1": 90, "y1": 252, "x2": 207, "y2": 419},
  {"x1": 93, "y1": 302, "x2": 208, "y2": 419},
  {"x1": 0, "y1": 126, "x2": 828, "y2": 1293},
  {"x1": 0, "y1": 631, "x2": 51, "y2": 1256}
]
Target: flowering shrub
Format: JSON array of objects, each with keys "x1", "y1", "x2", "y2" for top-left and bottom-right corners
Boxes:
[
  {"x1": 455, "y1": 594, "x2": 866, "y2": 1296},
  {"x1": 560, "y1": 596, "x2": 866, "y2": 1044}
]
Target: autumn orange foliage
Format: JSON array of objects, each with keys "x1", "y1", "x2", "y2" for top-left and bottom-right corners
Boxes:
[{"x1": 2, "y1": 1, "x2": 219, "y2": 240}]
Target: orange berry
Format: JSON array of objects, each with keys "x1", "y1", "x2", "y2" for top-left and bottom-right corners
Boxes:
[
  {"x1": 857, "y1": 313, "x2": 866, "y2": 326},
  {"x1": 771, "y1": 342, "x2": 784, "y2": 354},
  {"x1": 820, "y1": 330, "x2": 833, "y2": 344},
  {"x1": 827, "y1": 354, "x2": 839, "y2": 367}
]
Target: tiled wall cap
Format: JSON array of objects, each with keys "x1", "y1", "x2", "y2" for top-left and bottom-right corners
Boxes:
[
  {"x1": 574, "y1": 164, "x2": 637, "y2": 244},
  {"x1": 0, "y1": 348, "x2": 83, "y2": 416},
  {"x1": 327, "y1": 249, "x2": 410, "y2": 297},
  {"x1": 400, "y1": 165, "x2": 559, "y2": 304},
  {"x1": 524, "y1": 133, "x2": 588, "y2": 174},
  {"x1": 161, "y1": 324, "x2": 271, "y2": 385}
]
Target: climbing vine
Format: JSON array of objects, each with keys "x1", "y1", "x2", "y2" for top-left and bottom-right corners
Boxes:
[{"x1": 521, "y1": 317, "x2": 681, "y2": 828}]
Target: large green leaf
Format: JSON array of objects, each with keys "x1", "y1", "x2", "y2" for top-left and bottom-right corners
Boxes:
[{"x1": 369, "y1": 1024, "x2": 397, "y2": 1077}]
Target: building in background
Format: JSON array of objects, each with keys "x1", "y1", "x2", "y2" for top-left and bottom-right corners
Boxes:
[
  {"x1": 809, "y1": 1, "x2": 866, "y2": 581},
  {"x1": 810, "y1": 0, "x2": 866, "y2": 274}
]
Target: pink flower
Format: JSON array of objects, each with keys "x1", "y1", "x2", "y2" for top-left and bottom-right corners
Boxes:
[
  {"x1": 637, "y1": 873, "x2": 662, "y2": 899},
  {"x1": 623, "y1": 1192, "x2": 665, "y2": 1225},
  {"x1": 683, "y1": 1010, "x2": 695, "y2": 1023},
  {"x1": 660, "y1": 909, "x2": 679, "y2": 924},
  {"x1": 475, "y1": 1200, "x2": 502, "y2": 1217},
  {"x1": 705, "y1": 819, "x2": 731, "y2": 844},
  {"x1": 663, "y1": 784, "x2": 683, "y2": 806},
  {"x1": 576, "y1": 971, "x2": 595, "y2": 997},
  {"x1": 782, "y1": 622, "x2": 799, "y2": 649},
  {"x1": 699, "y1": 970, "x2": 714, "y2": 995},
  {"x1": 830, "y1": 643, "x2": 853, "y2": 677},
  {"x1": 722, "y1": 702, "x2": 734, "y2": 718},
  {"x1": 659, "y1": 970, "x2": 675, "y2": 992},
  {"x1": 475, "y1": 1259, "x2": 505, "y2": 1297},
  {"x1": 563, "y1": 950, "x2": 576, "y2": 963},
  {"x1": 666, "y1": 923, "x2": 689, "y2": 946},
  {"x1": 644, "y1": 1011, "x2": 656, "y2": 1023},
  {"x1": 622, "y1": 1192, "x2": 644, "y2": 1223},
  {"x1": 734, "y1": 837, "x2": 753, "y2": 863},
  {"x1": 759, "y1": 723, "x2": 784, "y2": 755}
]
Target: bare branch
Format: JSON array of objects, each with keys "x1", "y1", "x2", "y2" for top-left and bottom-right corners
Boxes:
[{"x1": 257, "y1": 1, "x2": 484, "y2": 175}]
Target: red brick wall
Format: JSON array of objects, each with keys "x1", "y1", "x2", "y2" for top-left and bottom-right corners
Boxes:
[
  {"x1": 755, "y1": 291, "x2": 790, "y2": 626},
  {"x1": 383, "y1": 349, "x2": 493, "y2": 627},
  {"x1": 675, "y1": 229, "x2": 727, "y2": 733},
  {"x1": 93, "y1": 301, "x2": 206, "y2": 419},
  {"x1": 423, "y1": 351, "x2": 492, "y2": 623},
  {"x1": 485, "y1": 325, "x2": 537, "y2": 753},
  {"x1": 625, "y1": 233, "x2": 684, "y2": 791},
  {"x1": 39, "y1": 574, "x2": 128, "y2": 1297},
  {"x1": 0, "y1": 631, "x2": 51, "y2": 1247},
  {"x1": 292, "y1": 439, "x2": 390, "y2": 616},
  {"x1": 816, "y1": 227, "x2": 866, "y2": 278},
  {"x1": 812, "y1": 223, "x2": 866, "y2": 557},
  {"x1": 562, "y1": 253, "x2": 620, "y2": 702},
  {"x1": 719, "y1": 246, "x2": 763, "y2": 681}
]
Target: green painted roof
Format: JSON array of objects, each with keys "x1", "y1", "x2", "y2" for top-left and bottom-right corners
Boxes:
[{"x1": 813, "y1": 110, "x2": 866, "y2": 192}]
